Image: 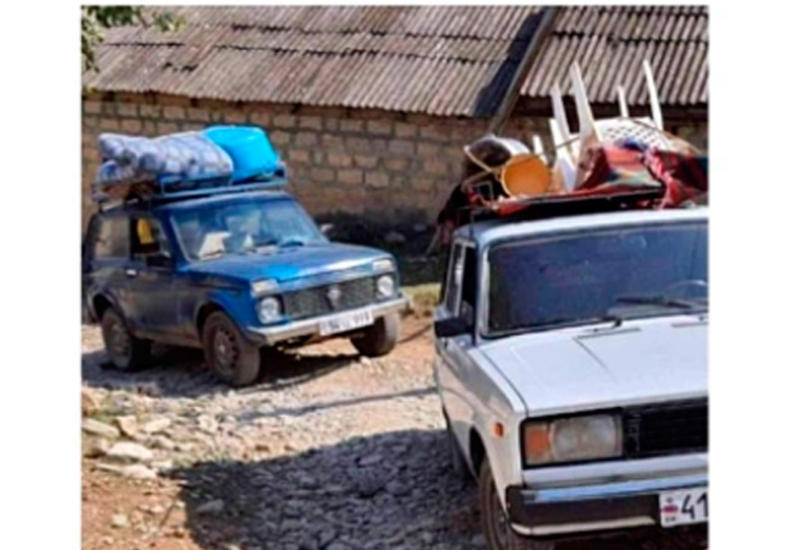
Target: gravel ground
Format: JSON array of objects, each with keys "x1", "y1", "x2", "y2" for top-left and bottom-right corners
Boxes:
[{"x1": 81, "y1": 317, "x2": 706, "y2": 550}]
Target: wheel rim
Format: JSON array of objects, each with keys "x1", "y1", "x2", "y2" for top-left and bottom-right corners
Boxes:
[
  {"x1": 105, "y1": 316, "x2": 131, "y2": 365},
  {"x1": 211, "y1": 325, "x2": 239, "y2": 376}
]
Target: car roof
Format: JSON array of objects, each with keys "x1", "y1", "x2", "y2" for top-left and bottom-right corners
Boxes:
[
  {"x1": 454, "y1": 207, "x2": 708, "y2": 247},
  {"x1": 100, "y1": 190, "x2": 292, "y2": 216}
]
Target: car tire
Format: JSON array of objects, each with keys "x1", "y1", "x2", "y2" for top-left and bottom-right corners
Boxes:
[
  {"x1": 479, "y1": 460, "x2": 555, "y2": 550},
  {"x1": 100, "y1": 308, "x2": 151, "y2": 371},
  {"x1": 445, "y1": 415, "x2": 471, "y2": 481},
  {"x1": 350, "y1": 312, "x2": 399, "y2": 357},
  {"x1": 201, "y1": 311, "x2": 261, "y2": 387}
]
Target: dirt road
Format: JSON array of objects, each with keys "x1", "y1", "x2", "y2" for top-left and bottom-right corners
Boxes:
[{"x1": 81, "y1": 314, "x2": 705, "y2": 550}]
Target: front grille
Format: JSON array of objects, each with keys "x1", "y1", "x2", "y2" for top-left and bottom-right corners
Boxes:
[
  {"x1": 623, "y1": 399, "x2": 708, "y2": 458},
  {"x1": 283, "y1": 276, "x2": 377, "y2": 319}
]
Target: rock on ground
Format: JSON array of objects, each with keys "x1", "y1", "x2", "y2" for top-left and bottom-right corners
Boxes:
[
  {"x1": 106, "y1": 442, "x2": 153, "y2": 463},
  {"x1": 81, "y1": 387, "x2": 101, "y2": 417},
  {"x1": 80, "y1": 320, "x2": 707, "y2": 550},
  {"x1": 82, "y1": 418, "x2": 120, "y2": 440}
]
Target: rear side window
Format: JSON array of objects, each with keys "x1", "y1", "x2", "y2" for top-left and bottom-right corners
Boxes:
[
  {"x1": 93, "y1": 217, "x2": 128, "y2": 259},
  {"x1": 131, "y1": 217, "x2": 168, "y2": 259}
]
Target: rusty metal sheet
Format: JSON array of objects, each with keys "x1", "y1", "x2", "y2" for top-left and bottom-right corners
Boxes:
[
  {"x1": 83, "y1": 6, "x2": 707, "y2": 115},
  {"x1": 84, "y1": 5, "x2": 543, "y2": 117},
  {"x1": 522, "y1": 6, "x2": 708, "y2": 107}
]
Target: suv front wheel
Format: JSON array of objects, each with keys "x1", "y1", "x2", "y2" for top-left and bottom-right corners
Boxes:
[
  {"x1": 100, "y1": 308, "x2": 151, "y2": 371},
  {"x1": 350, "y1": 312, "x2": 399, "y2": 357},
  {"x1": 201, "y1": 311, "x2": 261, "y2": 387}
]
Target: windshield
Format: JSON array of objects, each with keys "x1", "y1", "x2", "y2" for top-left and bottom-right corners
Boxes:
[
  {"x1": 172, "y1": 197, "x2": 324, "y2": 261},
  {"x1": 487, "y1": 222, "x2": 707, "y2": 336}
]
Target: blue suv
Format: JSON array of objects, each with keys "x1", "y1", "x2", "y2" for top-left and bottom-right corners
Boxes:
[{"x1": 82, "y1": 189, "x2": 408, "y2": 386}]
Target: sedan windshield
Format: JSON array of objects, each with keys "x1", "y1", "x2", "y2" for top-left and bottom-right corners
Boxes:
[
  {"x1": 487, "y1": 222, "x2": 707, "y2": 336},
  {"x1": 172, "y1": 197, "x2": 324, "y2": 261}
]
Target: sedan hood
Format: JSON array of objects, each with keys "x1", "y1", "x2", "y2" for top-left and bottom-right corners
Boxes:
[
  {"x1": 479, "y1": 316, "x2": 707, "y2": 416},
  {"x1": 184, "y1": 243, "x2": 387, "y2": 283}
]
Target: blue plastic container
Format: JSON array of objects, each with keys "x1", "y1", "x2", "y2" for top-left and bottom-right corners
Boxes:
[{"x1": 202, "y1": 126, "x2": 282, "y2": 183}]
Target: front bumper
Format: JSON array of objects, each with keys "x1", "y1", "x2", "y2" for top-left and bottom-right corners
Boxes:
[
  {"x1": 506, "y1": 473, "x2": 707, "y2": 537},
  {"x1": 244, "y1": 295, "x2": 409, "y2": 345}
]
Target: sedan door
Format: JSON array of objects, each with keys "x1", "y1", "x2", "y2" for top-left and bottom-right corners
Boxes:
[{"x1": 435, "y1": 240, "x2": 479, "y2": 445}]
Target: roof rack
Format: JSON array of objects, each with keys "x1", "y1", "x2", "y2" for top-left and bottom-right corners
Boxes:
[
  {"x1": 92, "y1": 168, "x2": 288, "y2": 206},
  {"x1": 456, "y1": 187, "x2": 664, "y2": 228}
]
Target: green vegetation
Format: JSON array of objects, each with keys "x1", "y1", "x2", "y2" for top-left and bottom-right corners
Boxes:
[
  {"x1": 403, "y1": 283, "x2": 441, "y2": 317},
  {"x1": 82, "y1": 6, "x2": 180, "y2": 72}
]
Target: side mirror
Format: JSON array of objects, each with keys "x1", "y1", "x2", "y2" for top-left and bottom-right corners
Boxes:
[
  {"x1": 145, "y1": 251, "x2": 173, "y2": 269},
  {"x1": 434, "y1": 316, "x2": 471, "y2": 338}
]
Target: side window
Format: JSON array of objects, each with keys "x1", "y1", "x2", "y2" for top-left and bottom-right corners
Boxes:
[
  {"x1": 439, "y1": 242, "x2": 454, "y2": 305},
  {"x1": 444, "y1": 244, "x2": 465, "y2": 314},
  {"x1": 131, "y1": 217, "x2": 168, "y2": 261},
  {"x1": 460, "y1": 247, "x2": 477, "y2": 322},
  {"x1": 443, "y1": 242, "x2": 477, "y2": 321},
  {"x1": 93, "y1": 217, "x2": 129, "y2": 259}
]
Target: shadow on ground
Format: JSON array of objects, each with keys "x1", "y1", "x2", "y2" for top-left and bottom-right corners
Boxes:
[
  {"x1": 166, "y1": 428, "x2": 707, "y2": 550},
  {"x1": 81, "y1": 344, "x2": 358, "y2": 399},
  {"x1": 168, "y1": 428, "x2": 479, "y2": 550}
]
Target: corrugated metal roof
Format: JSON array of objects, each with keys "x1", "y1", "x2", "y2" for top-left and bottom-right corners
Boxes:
[
  {"x1": 521, "y1": 6, "x2": 708, "y2": 106},
  {"x1": 83, "y1": 6, "x2": 708, "y2": 116},
  {"x1": 84, "y1": 5, "x2": 544, "y2": 117}
]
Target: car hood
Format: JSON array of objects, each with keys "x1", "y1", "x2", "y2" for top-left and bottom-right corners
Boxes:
[
  {"x1": 479, "y1": 316, "x2": 707, "y2": 416},
  {"x1": 183, "y1": 242, "x2": 388, "y2": 283}
]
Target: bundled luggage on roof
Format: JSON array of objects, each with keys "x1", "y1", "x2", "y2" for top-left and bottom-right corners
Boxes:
[
  {"x1": 434, "y1": 60, "x2": 708, "y2": 245},
  {"x1": 92, "y1": 125, "x2": 286, "y2": 203}
]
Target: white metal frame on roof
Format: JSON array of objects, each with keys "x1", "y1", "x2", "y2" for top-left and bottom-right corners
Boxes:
[{"x1": 548, "y1": 59, "x2": 673, "y2": 192}]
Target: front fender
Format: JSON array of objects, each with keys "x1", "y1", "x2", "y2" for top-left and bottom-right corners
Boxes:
[
  {"x1": 86, "y1": 288, "x2": 123, "y2": 324},
  {"x1": 463, "y1": 349, "x2": 528, "y2": 509},
  {"x1": 192, "y1": 287, "x2": 254, "y2": 336}
]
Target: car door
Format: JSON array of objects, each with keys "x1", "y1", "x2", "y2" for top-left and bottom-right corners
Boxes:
[
  {"x1": 84, "y1": 213, "x2": 130, "y2": 321},
  {"x1": 435, "y1": 239, "x2": 479, "y2": 441},
  {"x1": 125, "y1": 215, "x2": 179, "y2": 340}
]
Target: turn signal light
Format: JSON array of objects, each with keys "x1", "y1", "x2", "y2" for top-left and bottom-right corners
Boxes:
[
  {"x1": 493, "y1": 422, "x2": 505, "y2": 438},
  {"x1": 523, "y1": 422, "x2": 551, "y2": 463}
]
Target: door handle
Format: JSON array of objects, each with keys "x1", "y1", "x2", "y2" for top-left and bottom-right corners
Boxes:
[{"x1": 125, "y1": 268, "x2": 138, "y2": 278}]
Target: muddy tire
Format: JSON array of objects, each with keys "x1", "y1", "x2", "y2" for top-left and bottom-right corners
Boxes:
[
  {"x1": 350, "y1": 312, "x2": 399, "y2": 357},
  {"x1": 480, "y1": 460, "x2": 555, "y2": 550},
  {"x1": 201, "y1": 311, "x2": 261, "y2": 387},
  {"x1": 100, "y1": 308, "x2": 151, "y2": 371}
]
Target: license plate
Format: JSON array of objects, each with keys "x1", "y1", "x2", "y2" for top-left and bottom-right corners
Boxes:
[
  {"x1": 659, "y1": 488, "x2": 708, "y2": 527},
  {"x1": 319, "y1": 310, "x2": 374, "y2": 336}
]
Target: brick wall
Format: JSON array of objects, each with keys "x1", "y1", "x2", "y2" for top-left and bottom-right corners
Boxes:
[
  {"x1": 82, "y1": 93, "x2": 508, "y2": 231},
  {"x1": 81, "y1": 93, "x2": 704, "y2": 232}
]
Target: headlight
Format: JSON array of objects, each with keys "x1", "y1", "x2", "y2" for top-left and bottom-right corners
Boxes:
[
  {"x1": 376, "y1": 274, "x2": 395, "y2": 298},
  {"x1": 257, "y1": 296, "x2": 282, "y2": 323},
  {"x1": 372, "y1": 258, "x2": 395, "y2": 273},
  {"x1": 252, "y1": 279, "x2": 279, "y2": 296},
  {"x1": 522, "y1": 414, "x2": 622, "y2": 467}
]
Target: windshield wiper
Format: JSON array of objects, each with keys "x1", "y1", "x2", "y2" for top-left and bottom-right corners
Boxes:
[
  {"x1": 489, "y1": 315, "x2": 623, "y2": 338},
  {"x1": 614, "y1": 294, "x2": 702, "y2": 309},
  {"x1": 197, "y1": 250, "x2": 225, "y2": 260},
  {"x1": 278, "y1": 238, "x2": 306, "y2": 248}
]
